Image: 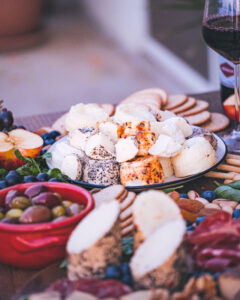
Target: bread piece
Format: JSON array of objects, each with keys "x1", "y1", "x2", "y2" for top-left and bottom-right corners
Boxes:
[
  {"x1": 114, "y1": 103, "x2": 156, "y2": 124},
  {"x1": 150, "y1": 121, "x2": 185, "y2": 144},
  {"x1": 149, "y1": 134, "x2": 182, "y2": 158},
  {"x1": 84, "y1": 133, "x2": 115, "y2": 160},
  {"x1": 66, "y1": 291, "x2": 97, "y2": 300},
  {"x1": 153, "y1": 110, "x2": 176, "y2": 122},
  {"x1": 98, "y1": 121, "x2": 123, "y2": 143},
  {"x1": 52, "y1": 113, "x2": 68, "y2": 135},
  {"x1": 172, "y1": 137, "x2": 217, "y2": 177},
  {"x1": 83, "y1": 157, "x2": 120, "y2": 186},
  {"x1": 61, "y1": 154, "x2": 82, "y2": 181},
  {"x1": 136, "y1": 131, "x2": 156, "y2": 156},
  {"x1": 130, "y1": 220, "x2": 187, "y2": 290},
  {"x1": 67, "y1": 200, "x2": 121, "y2": 280},
  {"x1": 93, "y1": 185, "x2": 126, "y2": 207},
  {"x1": 69, "y1": 127, "x2": 98, "y2": 151},
  {"x1": 133, "y1": 191, "x2": 182, "y2": 249},
  {"x1": 164, "y1": 117, "x2": 193, "y2": 137},
  {"x1": 122, "y1": 121, "x2": 150, "y2": 137},
  {"x1": 158, "y1": 157, "x2": 174, "y2": 178},
  {"x1": 116, "y1": 137, "x2": 138, "y2": 163},
  {"x1": 120, "y1": 155, "x2": 164, "y2": 186},
  {"x1": 65, "y1": 103, "x2": 109, "y2": 132}
]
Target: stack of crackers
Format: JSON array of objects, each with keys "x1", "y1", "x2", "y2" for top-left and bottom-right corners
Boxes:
[
  {"x1": 164, "y1": 94, "x2": 230, "y2": 133},
  {"x1": 205, "y1": 153, "x2": 240, "y2": 183}
]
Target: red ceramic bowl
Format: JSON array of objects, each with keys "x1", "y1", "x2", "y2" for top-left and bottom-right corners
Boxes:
[{"x1": 0, "y1": 182, "x2": 94, "y2": 269}]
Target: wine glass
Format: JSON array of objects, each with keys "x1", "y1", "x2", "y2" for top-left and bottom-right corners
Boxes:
[{"x1": 202, "y1": 0, "x2": 240, "y2": 153}]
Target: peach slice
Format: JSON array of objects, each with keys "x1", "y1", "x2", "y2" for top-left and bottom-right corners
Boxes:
[{"x1": 0, "y1": 129, "x2": 43, "y2": 170}]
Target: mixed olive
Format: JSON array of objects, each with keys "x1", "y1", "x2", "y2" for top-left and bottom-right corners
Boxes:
[{"x1": 0, "y1": 184, "x2": 85, "y2": 224}]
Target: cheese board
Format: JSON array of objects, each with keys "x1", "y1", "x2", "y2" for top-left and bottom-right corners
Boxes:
[{"x1": 46, "y1": 132, "x2": 227, "y2": 191}]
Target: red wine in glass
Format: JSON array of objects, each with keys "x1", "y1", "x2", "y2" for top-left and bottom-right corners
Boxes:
[
  {"x1": 202, "y1": 15, "x2": 240, "y2": 64},
  {"x1": 202, "y1": 0, "x2": 240, "y2": 153}
]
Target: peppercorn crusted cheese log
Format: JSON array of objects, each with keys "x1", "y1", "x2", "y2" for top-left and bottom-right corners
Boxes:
[
  {"x1": 120, "y1": 156, "x2": 164, "y2": 186},
  {"x1": 130, "y1": 219, "x2": 187, "y2": 291},
  {"x1": 67, "y1": 200, "x2": 121, "y2": 280}
]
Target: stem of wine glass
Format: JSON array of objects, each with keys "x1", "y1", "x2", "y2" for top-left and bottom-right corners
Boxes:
[{"x1": 234, "y1": 64, "x2": 240, "y2": 133}]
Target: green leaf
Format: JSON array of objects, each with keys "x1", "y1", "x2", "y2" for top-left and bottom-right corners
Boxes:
[
  {"x1": 122, "y1": 236, "x2": 133, "y2": 256},
  {"x1": 14, "y1": 149, "x2": 31, "y2": 163},
  {"x1": 42, "y1": 152, "x2": 52, "y2": 159},
  {"x1": 60, "y1": 258, "x2": 68, "y2": 269},
  {"x1": 227, "y1": 180, "x2": 240, "y2": 190},
  {"x1": 48, "y1": 168, "x2": 62, "y2": 178},
  {"x1": 213, "y1": 180, "x2": 222, "y2": 187},
  {"x1": 163, "y1": 185, "x2": 184, "y2": 193},
  {"x1": 0, "y1": 169, "x2": 7, "y2": 179},
  {"x1": 215, "y1": 185, "x2": 240, "y2": 202}
]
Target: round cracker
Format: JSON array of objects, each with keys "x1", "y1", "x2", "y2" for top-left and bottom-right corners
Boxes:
[
  {"x1": 171, "y1": 97, "x2": 197, "y2": 113},
  {"x1": 201, "y1": 112, "x2": 230, "y2": 132},
  {"x1": 120, "y1": 205, "x2": 133, "y2": 221},
  {"x1": 100, "y1": 104, "x2": 115, "y2": 116},
  {"x1": 184, "y1": 111, "x2": 211, "y2": 125},
  {"x1": 180, "y1": 100, "x2": 209, "y2": 117},
  {"x1": 164, "y1": 94, "x2": 188, "y2": 110},
  {"x1": 134, "y1": 88, "x2": 168, "y2": 106},
  {"x1": 118, "y1": 189, "x2": 129, "y2": 203},
  {"x1": 121, "y1": 224, "x2": 134, "y2": 237},
  {"x1": 122, "y1": 93, "x2": 162, "y2": 109},
  {"x1": 120, "y1": 217, "x2": 133, "y2": 229}
]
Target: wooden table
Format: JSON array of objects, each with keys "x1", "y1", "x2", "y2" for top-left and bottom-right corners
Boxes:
[{"x1": 0, "y1": 91, "x2": 229, "y2": 300}]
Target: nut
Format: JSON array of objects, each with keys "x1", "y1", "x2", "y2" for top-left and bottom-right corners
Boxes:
[{"x1": 188, "y1": 190, "x2": 200, "y2": 200}]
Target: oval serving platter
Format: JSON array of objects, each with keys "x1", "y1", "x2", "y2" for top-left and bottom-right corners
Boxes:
[{"x1": 47, "y1": 132, "x2": 227, "y2": 192}]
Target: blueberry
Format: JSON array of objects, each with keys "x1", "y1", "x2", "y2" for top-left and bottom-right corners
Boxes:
[
  {"x1": 120, "y1": 262, "x2": 130, "y2": 276},
  {"x1": 48, "y1": 178, "x2": 59, "y2": 182},
  {"x1": 16, "y1": 125, "x2": 26, "y2": 130},
  {"x1": 196, "y1": 216, "x2": 206, "y2": 225},
  {"x1": 0, "y1": 180, "x2": 7, "y2": 190},
  {"x1": 23, "y1": 175, "x2": 37, "y2": 183},
  {"x1": 201, "y1": 191, "x2": 217, "y2": 202},
  {"x1": 233, "y1": 209, "x2": 240, "y2": 219},
  {"x1": 40, "y1": 149, "x2": 47, "y2": 155},
  {"x1": 105, "y1": 265, "x2": 121, "y2": 280},
  {"x1": 36, "y1": 173, "x2": 49, "y2": 182},
  {"x1": 121, "y1": 274, "x2": 132, "y2": 286},
  {"x1": 185, "y1": 220, "x2": 192, "y2": 226},
  {"x1": 44, "y1": 138, "x2": 55, "y2": 146},
  {"x1": 5, "y1": 171, "x2": 22, "y2": 186},
  {"x1": 49, "y1": 130, "x2": 60, "y2": 139},
  {"x1": 179, "y1": 193, "x2": 188, "y2": 199},
  {"x1": 0, "y1": 110, "x2": 13, "y2": 129},
  {"x1": 187, "y1": 225, "x2": 195, "y2": 231},
  {"x1": 41, "y1": 133, "x2": 51, "y2": 140}
]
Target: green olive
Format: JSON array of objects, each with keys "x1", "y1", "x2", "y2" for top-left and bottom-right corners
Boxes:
[
  {"x1": 0, "y1": 212, "x2": 4, "y2": 221},
  {"x1": 62, "y1": 200, "x2": 72, "y2": 209},
  {"x1": 6, "y1": 208, "x2": 23, "y2": 219},
  {"x1": 11, "y1": 196, "x2": 31, "y2": 210},
  {"x1": 52, "y1": 206, "x2": 66, "y2": 218}
]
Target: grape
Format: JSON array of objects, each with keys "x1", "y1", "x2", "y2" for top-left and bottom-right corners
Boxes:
[{"x1": 0, "y1": 110, "x2": 14, "y2": 129}]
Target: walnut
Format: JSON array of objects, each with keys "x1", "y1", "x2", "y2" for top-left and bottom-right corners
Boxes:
[
  {"x1": 171, "y1": 277, "x2": 196, "y2": 300},
  {"x1": 195, "y1": 274, "x2": 217, "y2": 299}
]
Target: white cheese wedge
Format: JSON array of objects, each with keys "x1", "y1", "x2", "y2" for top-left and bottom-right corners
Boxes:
[
  {"x1": 149, "y1": 134, "x2": 182, "y2": 157},
  {"x1": 151, "y1": 121, "x2": 185, "y2": 144},
  {"x1": 158, "y1": 157, "x2": 174, "y2": 178},
  {"x1": 115, "y1": 137, "x2": 138, "y2": 162},
  {"x1": 165, "y1": 117, "x2": 193, "y2": 137},
  {"x1": 69, "y1": 127, "x2": 98, "y2": 151},
  {"x1": 84, "y1": 133, "x2": 115, "y2": 160},
  {"x1": 98, "y1": 121, "x2": 122, "y2": 143},
  {"x1": 172, "y1": 136, "x2": 217, "y2": 177}
]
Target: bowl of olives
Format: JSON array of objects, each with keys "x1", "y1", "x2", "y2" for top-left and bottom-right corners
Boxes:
[{"x1": 0, "y1": 182, "x2": 94, "y2": 269}]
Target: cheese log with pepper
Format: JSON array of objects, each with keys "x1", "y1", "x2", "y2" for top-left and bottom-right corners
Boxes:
[
  {"x1": 83, "y1": 157, "x2": 120, "y2": 185},
  {"x1": 69, "y1": 127, "x2": 98, "y2": 151},
  {"x1": 171, "y1": 137, "x2": 217, "y2": 177},
  {"x1": 122, "y1": 121, "x2": 150, "y2": 137},
  {"x1": 84, "y1": 133, "x2": 115, "y2": 160},
  {"x1": 135, "y1": 131, "x2": 156, "y2": 156},
  {"x1": 132, "y1": 191, "x2": 182, "y2": 249},
  {"x1": 98, "y1": 121, "x2": 123, "y2": 143},
  {"x1": 130, "y1": 219, "x2": 187, "y2": 291},
  {"x1": 120, "y1": 155, "x2": 164, "y2": 186},
  {"x1": 116, "y1": 136, "x2": 139, "y2": 163},
  {"x1": 67, "y1": 200, "x2": 121, "y2": 280}
]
